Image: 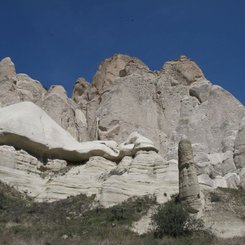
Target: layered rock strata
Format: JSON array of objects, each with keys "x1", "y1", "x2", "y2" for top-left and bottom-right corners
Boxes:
[
  {"x1": 0, "y1": 146, "x2": 178, "y2": 207},
  {"x1": 0, "y1": 54, "x2": 244, "y2": 207},
  {"x1": 71, "y1": 54, "x2": 245, "y2": 190}
]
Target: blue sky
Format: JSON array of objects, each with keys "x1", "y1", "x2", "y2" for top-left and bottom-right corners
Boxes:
[{"x1": 0, "y1": 0, "x2": 244, "y2": 104}]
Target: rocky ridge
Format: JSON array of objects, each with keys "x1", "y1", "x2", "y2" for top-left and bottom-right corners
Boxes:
[{"x1": 0, "y1": 55, "x2": 244, "y2": 210}]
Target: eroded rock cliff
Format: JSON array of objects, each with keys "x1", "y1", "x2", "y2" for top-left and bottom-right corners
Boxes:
[{"x1": 0, "y1": 54, "x2": 244, "y2": 208}]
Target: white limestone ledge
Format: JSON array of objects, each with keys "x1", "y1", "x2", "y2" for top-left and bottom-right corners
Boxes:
[{"x1": 0, "y1": 102, "x2": 158, "y2": 163}]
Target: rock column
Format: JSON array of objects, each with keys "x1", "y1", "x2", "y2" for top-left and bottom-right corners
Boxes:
[{"x1": 178, "y1": 138, "x2": 201, "y2": 210}]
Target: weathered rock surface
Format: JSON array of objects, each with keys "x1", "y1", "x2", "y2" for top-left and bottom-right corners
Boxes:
[
  {"x1": 37, "y1": 85, "x2": 88, "y2": 141},
  {"x1": 178, "y1": 138, "x2": 201, "y2": 210},
  {"x1": 72, "y1": 54, "x2": 245, "y2": 190},
  {"x1": 92, "y1": 54, "x2": 153, "y2": 92},
  {"x1": 0, "y1": 102, "x2": 160, "y2": 163},
  {"x1": 0, "y1": 145, "x2": 178, "y2": 207},
  {"x1": 72, "y1": 77, "x2": 90, "y2": 105},
  {"x1": 234, "y1": 116, "x2": 245, "y2": 169},
  {"x1": 0, "y1": 57, "x2": 16, "y2": 81},
  {"x1": 0, "y1": 57, "x2": 87, "y2": 141},
  {"x1": 0, "y1": 54, "x2": 244, "y2": 239},
  {"x1": 100, "y1": 151, "x2": 178, "y2": 206},
  {"x1": 0, "y1": 54, "x2": 244, "y2": 210},
  {"x1": 0, "y1": 145, "x2": 67, "y2": 197}
]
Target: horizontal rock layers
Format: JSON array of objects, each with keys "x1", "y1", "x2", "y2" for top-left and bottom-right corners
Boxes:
[{"x1": 0, "y1": 145, "x2": 178, "y2": 207}]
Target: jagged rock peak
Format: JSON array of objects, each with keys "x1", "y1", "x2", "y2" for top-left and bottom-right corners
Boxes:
[
  {"x1": 0, "y1": 57, "x2": 16, "y2": 81},
  {"x1": 47, "y1": 85, "x2": 68, "y2": 100},
  {"x1": 92, "y1": 54, "x2": 152, "y2": 92},
  {"x1": 161, "y1": 55, "x2": 205, "y2": 85}
]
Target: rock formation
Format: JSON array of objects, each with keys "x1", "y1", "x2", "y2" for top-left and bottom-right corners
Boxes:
[
  {"x1": 0, "y1": 101, "x2": 158, "y2": 163},
  {"x1": 178, "y1": 138, "x2": 201, "y2": 210},
  {"x1": 0, "y1": 57, "x2": 87, "y2": 141},
  {"x1": 0, "y1": 54, "x2": 244, "y2": 209}
]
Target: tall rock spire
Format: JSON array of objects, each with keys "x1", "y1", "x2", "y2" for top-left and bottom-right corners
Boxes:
[{"x1": 178, "y1": 138, "x2": 201, "y2": 210}]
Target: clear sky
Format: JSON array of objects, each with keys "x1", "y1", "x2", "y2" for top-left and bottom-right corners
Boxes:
[{"x1": 0, "y1": 0, "x2": 244, "y2": 104}]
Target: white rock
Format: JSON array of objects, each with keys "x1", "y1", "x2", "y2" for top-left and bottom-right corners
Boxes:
[
  {"x1": 119, "y1": 132, "x2": 158, "y2": 156},
  {"x1": 0, "y1": 102, "x2": 120, "y2": 162},
  {"x1": 0, "y1": 57, "x2": 16, "y2": 81},
  {"x1": 224, "y1": 173, "x2": 240, "y2": 189},
  {"x1": 99, "y1": 151, "x2": 178, "y2": 207},
  {"x1": 239, "y1": 168, "x2": 245, "y2": 189},
  {"x1": 0, "y1": 101, "x2": 161, "y2": 164},
  {"x1": 234, "y1": 116, "x2": 245, "y2": 168}
]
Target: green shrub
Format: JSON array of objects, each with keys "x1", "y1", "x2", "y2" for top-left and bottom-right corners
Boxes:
[
  {"x1": 210, "y1": 192, "x2": 221, "y2": 202},
  {"x1": 152, "y1": 200, "x2": 203, "y2": 237}
]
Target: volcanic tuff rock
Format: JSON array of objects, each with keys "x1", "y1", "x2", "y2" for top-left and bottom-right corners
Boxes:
[
  {"x1": 178, "y1": 138, "x2": 201, "y2": 210},
  {"x1": 0, "y1": 144, "x2": 178, "y2": 206},
  {"x1": 234, "y1": 116, "x2": 245, "y2": 169},
  {"x1": 0, "y1": 54, "x2": 244, "y2": 209},
  {"x1": 72, "y1": 54, "x2": 245, "y2": 190},
  {"x1": 0, "y1": 101, "x2": 159, "y2": 163},
  {"x1": 0, "y1": 57, "x2": 86, "y2": 141}
]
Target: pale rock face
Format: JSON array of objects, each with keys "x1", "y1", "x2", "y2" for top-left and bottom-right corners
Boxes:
[
  {"x1": 161, "y1": 55, "x2": 205, "y2": 85},
  {"x1": 0, "y1": 101, "x2": 161, "y2": 163},
  {"x1": 0, "y1": 145, "x2": 116, "y2": 202},
  {"x1": 0, "y1": 57, "x2": 87, "y2": 142},
  {"x1": 96, "y1": 150, "x2": 179, "y2": 207},
  {"x1": 0, "y1": 54, "x2": 245, "y2": 212},
  {"x1": 0, "y1": 57, "x2": 16, "y2": 81},
  {"x1": 224, "y1": 172, "x2": 240, "y2": 189},
  {"x1": 0, "y1": 145, "x2": 178, "y2": 207},
  {"x1": 0, "y1": 145, "x2": 67, "y2": 197},
  {"x1": 88, "y1": 72, "x2": 163, "y2": 145},
  {"x1": 16, "y1": 74, "x2": 47, "y2": 103},
  {"x1": 1, "y1": 54, "x2": 244, "y2": 238},
  {"x1": 178, "y1": 139, "x2": 201, "y2": 210},
  {"x1": 189, "y1": 80, "x2": 212, "y2": 103},
  {"x1": 0, "y1": 79, "x2": 20, "y2": 107},
  {"x1": 80, "y1": 55, "x2": 245, "y2": 193},
  {"x1": 0, "y1": 102, "x2": 178, "y2": 206},
  {"x1": 0, "y1": 58, "x2": 20, "y2": 107},
  {"x1": 92, "y1": 54, "x2": 151, "y2": 92},
  {"x1": 0, "y1": 102, "x2": 119, "y2": 162},
  {"x1": 240, "y1": 168, "x2": 245, "y2": 189},
  {"x1": 39, "y1": 156, "x2": 117, "y2": 202},
  {"x1": 72, "y1": 77, "x2": 90, "y2": 105},
  {"x1": 83, "y1": 54, "x2": 157, "y2": 140},
  {"x1": 38, "y1": 85, "x2": 86, "y2": 141},
  {"x1": 119, "y1": 132, "x2": 158, "y2": 156},
  {"x1": 234, "y1": 116, "x2": 245, "y2": 168},
  {"x1": 0, "y1": 58, "x2": 47, "y2": 107}
]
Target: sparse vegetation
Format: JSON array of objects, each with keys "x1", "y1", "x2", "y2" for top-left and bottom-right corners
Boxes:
[
  {"x1": 216, "y1": 187, "x2": 245, "y2": 220},
  {"x1": 0, "y1": 181, "x2": 245, "y2": 245},
  {"x1": 152, "y1": 199, "x2": 204, "y2": 237},
  {"x1": 210, "y1": 192, "x2": 222, "y2": 202}
]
